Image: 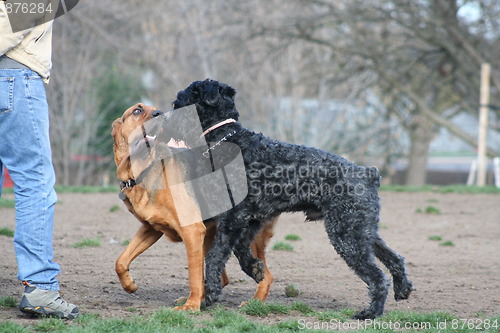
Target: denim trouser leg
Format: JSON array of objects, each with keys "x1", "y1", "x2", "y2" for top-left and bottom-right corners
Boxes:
[{"x1": 0, "y1": 69, "x2": 60, "y2": 291}]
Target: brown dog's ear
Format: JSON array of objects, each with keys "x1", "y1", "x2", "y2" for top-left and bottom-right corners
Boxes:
[{"x1": 111, "y1": 118, "x2": 123, "y2": 136}]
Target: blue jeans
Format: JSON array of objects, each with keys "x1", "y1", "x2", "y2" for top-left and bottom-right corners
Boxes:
[{"x1": 0, "y1": 69, "x2": 60, "y2": 291}]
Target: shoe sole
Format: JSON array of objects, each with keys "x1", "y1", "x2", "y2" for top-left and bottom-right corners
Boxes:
[{"x1": 20, "y1": 306, "x2": 78, "y2": 319}]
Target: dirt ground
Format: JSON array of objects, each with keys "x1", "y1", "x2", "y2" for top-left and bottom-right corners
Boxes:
[{"x1": 1, "y1": 191, "x2": 499, "y2": 323}]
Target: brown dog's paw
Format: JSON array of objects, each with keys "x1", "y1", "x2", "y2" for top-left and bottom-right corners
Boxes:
[
  {"x1": 174, "y1": 296, "x2": 188, "y2": 305},
  {"x1": 173, "y1": 301, "x2": 201, "y2": 312},
  {"x1": 121, "y1": 280, "x2": 138, "y2": 293}
]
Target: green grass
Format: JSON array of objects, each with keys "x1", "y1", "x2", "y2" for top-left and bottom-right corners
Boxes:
[
  {"x1": 71, "y1": 237, "x2": 101, "y2": 249},
  {"x1": 272, "y1": 241, "x2": 294, "y2": 251},
  {"x1": 284, "y1": 234, "x2": 301, "y2": 241},
  {"x1": 0, "y1": 306, "x2": 497, "y2": 332},
  {"x1": 284, "y1": 284, "x2": 300, "y2": 297},
  {"x1": 3, "y1": 184, "x2": 497, "y2": 195},
  {"x1": 121, "y1": 239, "x2": 130, "y2": 246},
  {"x1": 381, "y1": 184, "x2": 500, "y2": 194},
  {"x1": 32, "y1": 317, "x2": 66, "y2": 332},
  {"x1": 416, "y1": 205, "x2": 441, "y2": 214},
  {"x1": 425, "y1": 205, "x2": 441, "y2": 214},
  {"x1": 439, "y1": 240, "x2": 455, "y2": 247},
  {"x1": 0, "y1": 197, "x2": 15, "y2": 209},
  {"x1": 0, "y1": 227, "x2": 15, "y2": 237},
  {"x1": 429, "y1": 235, "x2": 443, "y2": 241},
  {"x1": 0, "y1": 296, "x2": 18, "y2": 308},
  {"x1": 1, "y1": 186, "x2": 119, "y2": 195},
  {"x1": 109, "y1": 204, "x2": 120, "y2": 212}
]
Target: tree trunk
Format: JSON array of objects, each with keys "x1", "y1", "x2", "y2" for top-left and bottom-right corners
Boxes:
[{"x1": 405, "y1": 116, "x2": 435, "y2": 186}]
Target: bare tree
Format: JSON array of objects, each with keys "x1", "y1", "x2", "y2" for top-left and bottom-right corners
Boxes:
[{"x1": 241, "y1": 0, "x2": 500, "y2": 184}]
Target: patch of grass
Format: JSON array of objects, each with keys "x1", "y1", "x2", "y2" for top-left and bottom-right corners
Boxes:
[
  {"x1": 0, "y1": 296, "x2": 18, "y2": 308},
  {"x1": 274, "y1": 319, "x2": 301, "y2": 331},
  {"x1": 71, "y1": 237, "x2": 101, "y2": 249},
  {"x1": 316, "y1": 308, "x2": 355, "y2": 322},
  {"x1": 427, "y1": 198, "x2": 439, "y2": 203},
  {"x1": 149, "y1": 308, "x2": 194, "y2": 328},
  {"x1": 0, "y1": 321, "x2": 28, "y2": 333},
  {"x1": 121, "y1": 239, "x2": 130, "y2": 246},
  {"x1": 77, "y1": 316, "x2": 146, "y2": 332},
  {"x1": 54, "y1": 186, "x2": 118, "y2": 193},
  {"x1": 32, "y1": 317, "x2": 66, "y2": 332},
  {"x1": 207, "y1": 307, "x2": 257, "y2": 331},
  {"x1": 240, "y1": 299, "x2": 290, "y2": 317},
  {"x1": 2, "y1": 306, "x2": 496, "y2": 332},
  {"x1": 0, "y1": 227, "x2": 14, "y2": 237},
  {"x1": 428, "y1": 235, "x2": 443, "y2": 241},
  {"x1": 425, "y1": 205, "x2": 441, "y2": 214},
  {"x1": 285, "y1": 284, "x2": 300, "y2": 297},
  {"x1": 0, "y1": 197, "x2": 15, "y2": 209},
  {"x1": 290, "y1": 302, "x2": 315, "y2": 315},
  {"x1": 381, "y1": 184, "x2": 500, "y2": 194},
  {"x1": 272, "y1": 241, "x2": 294, "y2": 251},
  {"x1": 380, "y1": 310, "x2": 457, "y2": 330},
  {"x1": 439, "y1": 240, "x2": 455, "y2": 247},
  {"x1": 109, "y1": 205, "x2": 120, "y2": 212},
  {"x1": 284, "y1": 234, "x2": 301, "y2": 241}
]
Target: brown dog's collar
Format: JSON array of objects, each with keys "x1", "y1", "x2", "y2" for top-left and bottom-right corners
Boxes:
[{"x1": 120, "y1": 179, "x2": 136, "y2": 191}]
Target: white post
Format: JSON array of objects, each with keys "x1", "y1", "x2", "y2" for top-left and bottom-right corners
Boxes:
[
  {"x1": 477, "y1": 63, "x2": 490, "y2": 186},
  {"x1": 494, "y1": 157, "x2": 500, "y2": 188},
  {"x1": 467, "y1": 160, "x2": 477, "y2": 186}
]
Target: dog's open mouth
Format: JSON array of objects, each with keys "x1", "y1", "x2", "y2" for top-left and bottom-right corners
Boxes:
[{"x1": 130, "y1": 134, "x2": 157, "y2": 156}]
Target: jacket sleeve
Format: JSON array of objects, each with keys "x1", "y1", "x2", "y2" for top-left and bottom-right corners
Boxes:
[{"x1": 0, "y1": 2, "x2": 32, "y2": 56}]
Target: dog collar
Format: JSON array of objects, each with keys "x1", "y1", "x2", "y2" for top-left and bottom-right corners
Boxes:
[
  {"x1": 119, "y1": 179, "x2": 136, "y2": 200},
  {"x1": 202, "y1": 130, "x2": 237, "y2": 158},
  {"x1": 120, "y1": 179, "x2": 136, "y2": 191},
  {"x1": 200, "y1": 118, "x2": 236, "y2": 137}
]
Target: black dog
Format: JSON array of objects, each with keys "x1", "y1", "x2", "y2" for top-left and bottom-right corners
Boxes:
[{"x1": 172, "y1": 79, "x2": 413, "y2": 319}]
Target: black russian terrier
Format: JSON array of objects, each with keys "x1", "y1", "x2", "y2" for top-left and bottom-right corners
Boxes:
[{"x1": 171, "y1": 79, "x2": 413, "y2": 319}]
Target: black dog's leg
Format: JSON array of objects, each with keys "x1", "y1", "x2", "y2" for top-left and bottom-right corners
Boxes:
[
  {"x1": 204, "y1": 220, "x2": 243, "y2": 306},
  {"x1": 325, "y1": 214, "x2": 390, "y2": 320},
  {"x1": 233, "y1": 221, "x2": 265, "y2": 283},
  {"x1": 373, "y1": 235, "x2": 413, "y2": 301}
]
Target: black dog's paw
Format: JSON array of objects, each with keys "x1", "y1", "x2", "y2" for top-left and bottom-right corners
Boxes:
[
  {"x1": 352, "y1": 309, "x2": 377, "y2": 320},
  {"x1": 394, "y1": 280, "x2": 413, "y2": 301},
  {"x1": 204, "y1": 287, "x2": 222, "y2": 306},
  {"x1": 250, "y1": 259, "x2": 265, "y2": 283}
]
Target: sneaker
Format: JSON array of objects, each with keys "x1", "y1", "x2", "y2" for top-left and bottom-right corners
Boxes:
[{"x1": 19, "y1": 285, "x2": 80, "y2": 319}]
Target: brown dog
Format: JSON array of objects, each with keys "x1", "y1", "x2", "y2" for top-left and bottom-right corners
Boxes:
[{"x1": 111, "y1": 103, "x2": 276, "y2": 311}]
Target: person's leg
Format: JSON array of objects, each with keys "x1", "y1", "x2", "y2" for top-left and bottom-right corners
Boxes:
[
  {"x1": 0, "y1": 69, "x2": 60, "y2": 290},
  {"x1": 0, "y1": 69, "x2": 78, "y2": 318},
  {"x1": 0, "y1": 161, "x2": 4, "y2": 198}
]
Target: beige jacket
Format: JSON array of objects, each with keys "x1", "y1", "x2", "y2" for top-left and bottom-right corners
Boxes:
[{"x1": 0, "y1": 1, "x2": 53, "y2": 82}]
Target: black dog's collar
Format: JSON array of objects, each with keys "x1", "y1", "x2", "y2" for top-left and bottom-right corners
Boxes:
[{"x1": 202, "y1": 130, "x2": 237, "y2": 158}]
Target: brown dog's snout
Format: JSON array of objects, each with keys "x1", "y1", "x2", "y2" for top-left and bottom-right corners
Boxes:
[{"x1": 152, "y1": 110, "x2": 163, "y2": 118}]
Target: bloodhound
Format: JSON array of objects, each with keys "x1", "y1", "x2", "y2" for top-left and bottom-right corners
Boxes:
[{"x1": 111, "y1": 103, "x2": 276, "y2": 311}]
